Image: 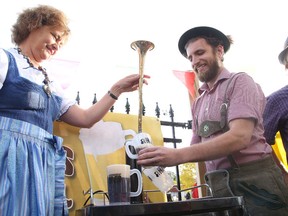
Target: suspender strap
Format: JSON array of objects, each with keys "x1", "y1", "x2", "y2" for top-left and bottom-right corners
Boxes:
[{"x1": 222, "y1": 72, "x2": 245, "y2": 169}]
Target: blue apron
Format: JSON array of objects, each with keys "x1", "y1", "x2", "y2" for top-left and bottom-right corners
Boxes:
[{"x1": 0, "y1": 50, "x2": 68, "y2": 216}]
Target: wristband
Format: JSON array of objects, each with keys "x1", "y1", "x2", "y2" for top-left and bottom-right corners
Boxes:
[{"x1": 108, "y1": 90, "x2": 118, "y2": 100}]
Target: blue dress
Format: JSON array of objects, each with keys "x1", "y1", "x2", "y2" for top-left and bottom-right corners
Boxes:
[{"x1": 0, "y1": 49, "x2": 69, "y2": 216}]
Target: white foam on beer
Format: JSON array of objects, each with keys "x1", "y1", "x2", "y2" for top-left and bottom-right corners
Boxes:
[{"x1": 107, "y1": 164, "x2": 130, "y2": 178}]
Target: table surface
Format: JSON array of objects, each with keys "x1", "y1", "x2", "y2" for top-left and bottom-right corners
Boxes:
[{"x1": 75, "y1": 196, "x2": 245, "y2": 216}]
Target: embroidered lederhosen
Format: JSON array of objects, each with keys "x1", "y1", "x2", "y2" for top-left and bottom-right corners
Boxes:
[{"x1": 198, "y1": 73, "x2": 288, "y2": 215}]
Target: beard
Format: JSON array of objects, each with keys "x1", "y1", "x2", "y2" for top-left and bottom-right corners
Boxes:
[{"x1": 197, "y1": 57, "x2": 220, "y2": 83}]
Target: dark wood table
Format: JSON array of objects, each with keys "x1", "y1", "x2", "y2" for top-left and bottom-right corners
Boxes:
[{"x1": 75, "y1": 196, "x2": 246, "y2": 216}]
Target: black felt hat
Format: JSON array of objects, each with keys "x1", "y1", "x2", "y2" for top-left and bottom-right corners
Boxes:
[
  {"x1": 178, "y1": 26, "x2": 230, "y2": 58},
  {"x1": 278, "y1": 36, "x2": 288, "y2": 65}
]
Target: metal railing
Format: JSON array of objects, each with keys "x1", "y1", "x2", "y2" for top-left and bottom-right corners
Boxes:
[{"x1": 82, "y1": 183, "x2": 213, "y2": 207}]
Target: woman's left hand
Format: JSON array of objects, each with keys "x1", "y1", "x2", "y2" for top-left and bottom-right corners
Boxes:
[{"x1": 110, "y1": 74, "x2": 150, "y2": 97}]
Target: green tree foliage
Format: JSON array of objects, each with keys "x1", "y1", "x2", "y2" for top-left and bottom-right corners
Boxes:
[
  {"x1": 166, "y1": 170, "x2": 177, "y2": 182},
  {"x1": 179, "y1": 163, "x2": 197, "y2": 189}
]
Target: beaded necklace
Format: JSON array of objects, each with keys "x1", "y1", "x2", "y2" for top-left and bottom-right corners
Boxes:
[{"x1": 16, "y1": 48, "x2": 52, "y2": 97}]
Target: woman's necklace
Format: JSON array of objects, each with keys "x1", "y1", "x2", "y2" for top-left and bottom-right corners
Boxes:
[{"x1": 16, "y1": 48, "x2": 52, "y2": 97}]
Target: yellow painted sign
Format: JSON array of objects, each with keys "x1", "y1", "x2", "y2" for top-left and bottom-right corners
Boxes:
[
  {"x1": 272, "y1": 132, "x2": 288, "y2": 169},
  {"x1": 53, "y1": 112, "x2": 166, "y2": 216}
]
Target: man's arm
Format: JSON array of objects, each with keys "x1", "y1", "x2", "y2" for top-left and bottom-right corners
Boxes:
[{"x1": 137, "y1": 118, "x2": 255, "y2": 167}]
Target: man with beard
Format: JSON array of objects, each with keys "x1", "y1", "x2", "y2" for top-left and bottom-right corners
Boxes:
[{"x1": 137, "y1": 26, "x2": 288, "y2": 215}]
